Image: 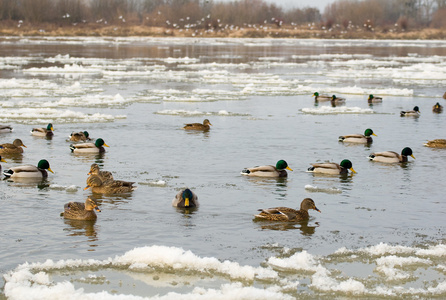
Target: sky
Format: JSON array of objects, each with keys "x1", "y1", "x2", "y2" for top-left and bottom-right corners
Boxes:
[{"x1": 216, "y1": 0, "x2": 335, "y2": 11}]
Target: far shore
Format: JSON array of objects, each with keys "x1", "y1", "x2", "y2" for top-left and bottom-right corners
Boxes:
[{"x1": 1, "y1": 21, "x2": 446, "y2": 40}]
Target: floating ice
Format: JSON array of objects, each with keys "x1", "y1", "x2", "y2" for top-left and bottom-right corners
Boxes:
[
  {"x1": 304, "y1": 184, "x2": 342, "y2": 194},
  {"x1": 301, "y1": 106, "x2": 374, "y2": 115}
]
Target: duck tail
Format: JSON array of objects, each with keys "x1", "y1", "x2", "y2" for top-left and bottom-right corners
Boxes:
[
  {"x1": 307, "y1": 166, "x2": 315, "y2": 172},
  {"x1": 240, "y1": 169, "x2": 250, "y2": 175},
  {"x1": 368, "y1": 154, "x2": 375, "y2": 160},
  {"x1": 3, "y1": 169, "x2": 13, "y2": 177},
  {"x1": 69, "y1": 144, "x2": 75, "y2": 152},
  {"x1": 338, "y1": 136, "x2": 345, "y2": 141}
]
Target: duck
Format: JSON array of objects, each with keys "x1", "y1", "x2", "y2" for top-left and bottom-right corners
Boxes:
[
  {"x1": 172, "y1": 188, "x2": 199, "y2": 208},
  {"x1": 62, "y1": 197, "x2": 101, "y2": 221},
  {"x1": 368, "y1": 147, "x2": 415, "y2": 163},
  {"x1": 254, "y1": 198, "x2": 321, "y2": 222},
  {"x1": 70, "y1": 138, "x2": 109, "y2": 153},
  {"x1": 31, "y1": 123, "x2": 54, "y2": 137},
  {"x1": 0, "y1": 139, "x2": 27, "y2": 154},
  {"x1": 88, "y1": 163, "x2": 113, "y2": 182},
  {"x1": 241, "y1": 160, "x2": 293, "y2": 178},
  {"x1": 424, "y1": 139, "x2": 446, "y2": 148},
  {"x1": 313, "y1": 92, "x2": 332, "y2": 101},
  {"x1": 339, "y1": 128, "x2": 377, "y2": 144},
  {"x1": 3, "y1": 159, "x2": 54, "y2": 178},
  {"x1": 400, "y1": 106, "x2": 420, "y2": 117},
  {"x1": 183, "y1": 119, "x2": 212, "y2": 130},
  {"x1": 0, "y1": 125, "x2": 13, "y2": 133},
  {"x1": 331, "y1": 95, "x2": 346, "y2": 104},
  {"x1": 432, "y1": 102, "x2": 443, "y2": 113},
  {"x1": 0, "y1": 156, "x2": 6, "y2": 172},
  {"x1": 308, "y1": 159, "x2": 356, "y2": 175},
  {"x1": 84, "y1": 175, "x2": 136, "y2": 194},
  {"x1": 367, "y1": 94, "x2": 383, "y2": 103},
  {"x1": 69, "y1": 131, "x2": 91, "y2": 142}
]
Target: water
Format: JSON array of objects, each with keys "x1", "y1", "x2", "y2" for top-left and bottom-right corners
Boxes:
[{"x1": 1, "y1": 37, "x2": 445, "y2": 299}]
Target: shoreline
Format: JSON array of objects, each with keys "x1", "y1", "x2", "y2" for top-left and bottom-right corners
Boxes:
[{"x1": 1, "y1": 22, "x2": 446, "y2": 40}]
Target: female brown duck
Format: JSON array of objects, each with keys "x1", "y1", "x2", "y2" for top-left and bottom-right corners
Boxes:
[
  {"x1": 85, "y1": 175, "x2": 136, "y2": 194},
  {"x1": 183, "y1": 119, "x2": 212, "y2": 130},
  {"x1": 62, "y1": 197, "x2": 101, "y2": 220},
  {"x1": 0, "y1": 139, "x2": 27, "y2": 154},
  {"x1": 254, "y1": 198, "x2": 321, "y2": 222}
]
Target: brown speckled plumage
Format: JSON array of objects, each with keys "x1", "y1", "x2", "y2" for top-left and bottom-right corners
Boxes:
[
  {"x1": 254, "y1": 198, "x2": 320, "y2": 222},
  {"x1": 63, "y1": 197, "x2": 101, "y2": 220},
  {"x1": 183, "y1": 119, "x2": 212, "y2": 130}
]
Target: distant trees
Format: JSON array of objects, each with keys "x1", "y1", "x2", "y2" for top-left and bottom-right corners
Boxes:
[{"x1": 0, "y1": 0, "x2": 445, "y2": 30}]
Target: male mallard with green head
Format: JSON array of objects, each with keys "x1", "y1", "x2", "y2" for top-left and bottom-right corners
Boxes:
[
  {"x1": 339, "y1": 128, "x2": 377, "y2": 144},
  {"x1": 308, "y1": 159, "x2": 356, "y2": 175},
  {"x1": 254, "y1": 198, "x2": 321, "y2": 222},
  {"x1": 84, "y1": 175, "x2": 136, "y2": 194},
  {"x1": 172, "y1": 188, "x2": 199, "y2": 208},
  {"x1": 183, "y1": 119, "x2": 212, "y2": 130},
  {"x1": 313, "y1": 92, "x2": 332, "y2": 101},
  {"x1": 0, "y1": 139, "x2": 27, "y2": 154},
  {"x1": 3, "y1": 159, "x2": 54, "y2": 178},
  {"x1": 368, "y1": 147, "x2": 415, "y2": 163},
  {"x1": 331, "y1": 95, "x2": 346, "y2": 106},
  {"x1": 367, "y1": 94, "x2": 383, "y2": 103},
  {"x1": 31, "y1": 123, "x2": 54, "y2": 137},
  {"x1": 241, "y1": 160, "x2": 293, "y2": 178},
  {"x1": 432, "y1": 102, "x2": 443, "y2": 113},
  {"x1": 70, "y1": 138, "x2": 109, "y2": 153},
  {"x1": 424, "y1": 139, "x2": 446, "y2": 148},
  {"x1": 62, "y1": 197, "x2": 101, "y2": 221},
  {"x1": 69, "y1": 131, "x2": 91, "y2": 142},
  {"x1": 400, "y1": 106, "x2": 420, "y2": 117}
]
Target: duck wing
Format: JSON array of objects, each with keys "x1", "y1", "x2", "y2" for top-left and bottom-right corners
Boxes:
[{"x1": 310, "y1": 163, "x2": 341, "y2": 170}]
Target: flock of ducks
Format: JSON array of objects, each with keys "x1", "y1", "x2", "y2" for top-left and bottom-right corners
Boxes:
[{"x1": 1, "y1": 93, "x2": 445, "y2": 222}]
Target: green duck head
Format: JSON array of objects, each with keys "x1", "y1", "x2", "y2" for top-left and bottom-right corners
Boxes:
[
  {"x1": 413, "y1": 106, "x2": 420, "y2": 112},
  {"x1": 83, "y1": 131, "x2": 89, "y2": 138},
  {"x1": 313, "y1": 92, "x2": 319, "y2": 97},
  {"x1": 340, "y1": 159, "x2": 356, "y2": 173},
  {"x1": 401, "y1": 147, "x2": 415, "y2": 159},
  {"x1": 332, "y1": 95, "x2": 337, "y2": 100},
  {"x1": 95, "y1": 138, "x2": 109, "y2": 148},
  {"x1": 276, "y1": 160, "x2": 293, "y2": 171},
  {"x1": 368, "y1": 94, "x2": 374, "y2": 100},
  {"x1": 364, "y1": 128, "x2": 377, "y2": 137},
  {"x1": 182, "y1": 188, "x2": 193, "y2": 207},
  {"x1": 37, "y1": 159, "x2": 54, "y2": 173},
  {"x1": 47, "y1": 123, "x2": 54, "y2": 131}
]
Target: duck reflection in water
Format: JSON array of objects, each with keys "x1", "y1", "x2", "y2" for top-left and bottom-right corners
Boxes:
[
  {"x1": 63, "y1": 219, "x2": 99, "y2": 244},
  {"x1": 257, "y1": 220, "x2": 319, "y2": 235}
]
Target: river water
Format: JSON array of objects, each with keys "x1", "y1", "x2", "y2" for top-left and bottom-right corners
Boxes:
[{"x1": 0, "y1": 36, "x2": 445, "y2": 299}]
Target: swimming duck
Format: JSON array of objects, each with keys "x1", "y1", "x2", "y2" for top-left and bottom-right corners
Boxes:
[
  {"x1": 400, "y1": 106, "x2": 420, "y2": 117},
  {"x1": 88, "y1": 163, "x2": 113, "y2": 182},
  {"x1": 70, "y1": 138, "x2": 109, "y2": 153},
  {"x1": 424, "y1": 139, "x2": 446, "y2": 148},
  {"x1": 69, "y1": 131, "x2": 91, "y2": 142},
  {"x1": 339, "y1": 128, "x2": 377, "y2": 144},
  {"x1": 62, "y1": 197, "x2": 101, "y2": 221},
  {"x1": 254, "y1": 198, "x2": 321, "y2": 222},
  {"x1": 0, "y1": 125, "x2": 13, "y2": 133},
  {"x1": 0, "y1": 156, "x2": 6, "y2": 172},
  {"x1": 313, "y1": 92, "x2": 332, "y2": 101},
  {"x1": 3, "y1": 159, "x2": 54, "y2": 178},
  {"x1": 368, "y1": 147, "x2": 415, "y2": 163},
  {"x1": 172, "y1": 188, "x2": 199, "y2": 208},
  {"x1": 241, "y1": 160, "x2": 293, "y2": 178},
  {"x1": 0, "y1": 139, "x2": 27, "y2": 154},
  {"x1": 31, "y1": 123, "x2": 54, "y2": 137},
  {"x1": 308, "y1": 159, "x2": 356, "y2": 175},
  {"x1": 432, "y1": 102, "x2": 443, "y2": 113},
  {"x1": 84, "y1": 175, "x2": 136, "y2": 194},
  {"x1": 183, "y1": 119, "x2": 212, "y2": 130},
  {"x1": 367, "y1": 94, "x2": 383, "y2": 103}
]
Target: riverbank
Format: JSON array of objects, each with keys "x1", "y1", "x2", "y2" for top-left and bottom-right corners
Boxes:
[{"x1": 1, "y1": 21, "x2": 446, "y2": 39}]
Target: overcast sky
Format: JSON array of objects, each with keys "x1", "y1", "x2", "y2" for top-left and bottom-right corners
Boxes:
[{"x1": 216, "y1": 0, "x2": 334, "y2": 11}]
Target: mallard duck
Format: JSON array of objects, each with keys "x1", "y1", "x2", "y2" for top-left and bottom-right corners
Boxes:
[
  {"x1": 84, "y1": 175, "x2": 136, "y2": 194},
  {"x1": 3, "y1": 159, "x2": 54, "y2": 178},
  {"x1": 254, "y1": 198, "x2": 321, "y2": 222},
  {"x1": 172, "y1": 188, "x2": 199, "y2": 208},
  {"x1": 308, "y1": 159, "x2": 356, "y2": 175},
  {"x1": 0, "y1": 156, "x2": 6, "y2": 172},
  {"x1": 368, "y1": 147, "x2": 415, "y2": 163},
  {"x1": 0, "y1": 125, "x2": 13, "y2": 133},
  {"x1": 313, "y1": 92, "x2": 332, "y2": 101},
  {"x1": 69, "y1": 131, "x2": 91, "y2": 142},
  {"x1": 339, "y1": 128, "x2": 377, "y2": 144},
  {"x1": 31, "y1": 123, "x2": 54, "y2": 137},
  {"x1": 0, "y1": 139, "x2": 27, "y2": 154},
  {"x1": 331, "y1": 95, "x2": 346, "y2": 106},
  {"x1": 70, "y1": 138, "x2": 109, "y2": 153},
  {"x1": 400, "y1": 106, "x2": 420, "y2": 117},
  {"x1": 241, "y1": 160, "x2": 293, "y2": 178},
  {"x1": 183, "y1": 119, "x2": 212, "y2": 130},
  {"x1": 62, "y1": 197, "x2": 101, "y2": 221},
  {"x1": 88, "y1": 163, "x2": 113, "y2": 182},
  {"x1": 433, "y1": 102, "x2": 443, "y2": 113},
  {"x1": 424, "y1": 139, "x2": 446, "y2": 148},
  {"x1": 367, "y1": 94, "x2": 383, "y2": 103}
]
